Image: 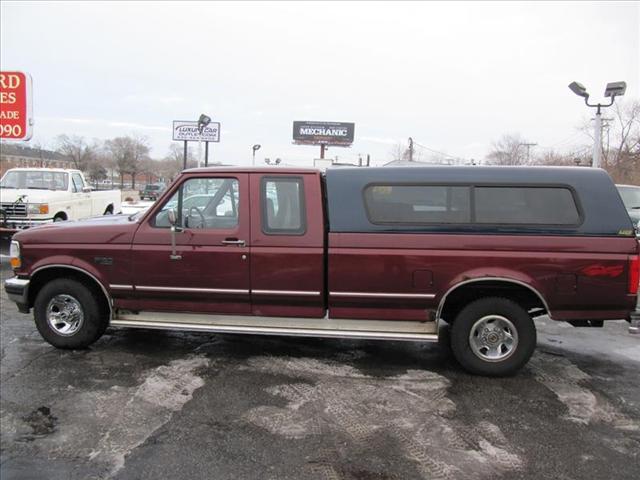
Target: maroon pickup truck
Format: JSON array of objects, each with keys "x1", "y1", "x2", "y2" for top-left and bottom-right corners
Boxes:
[{"x1": 5, "y1": 166, "x2": 639, "y2": 376}]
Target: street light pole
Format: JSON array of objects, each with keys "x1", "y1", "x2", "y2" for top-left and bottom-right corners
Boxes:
[
  {"x1": 593, "y1": 108, "x2": 602, "y2": 168},
  {"x1": 197, "y1": 114, "x2": 212, "y2": 169},
  {"x1": 252, "y1": 144, "x2": 261, "y2": 166},
  {"x1": 568, "y1": 81, "x2": 626, "y2": 169}
]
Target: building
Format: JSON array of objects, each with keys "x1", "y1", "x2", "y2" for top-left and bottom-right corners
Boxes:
[{"x1": 0, "y1": 143, "x2": 73, "y2": 176}]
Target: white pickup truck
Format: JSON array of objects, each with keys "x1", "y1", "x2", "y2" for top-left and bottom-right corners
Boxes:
[{"x1": 0, "y1": 168, "x2": 121, "y2": 232}]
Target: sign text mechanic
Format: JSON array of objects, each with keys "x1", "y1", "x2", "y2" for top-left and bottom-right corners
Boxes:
[
  {"x1": 293, "y1": 121, "x2": 355, "y2": 146},
  {"x1": 0, "y1": 71, "x2": 33, "y2": 141}
]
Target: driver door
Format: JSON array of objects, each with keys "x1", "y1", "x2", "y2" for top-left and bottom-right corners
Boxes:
[
  {"x1": 131, "y1": 173, "x2": 250, "y2": 314},
  {"x1": 71, "y1": 172, "x2": 92, "y2": 219}
]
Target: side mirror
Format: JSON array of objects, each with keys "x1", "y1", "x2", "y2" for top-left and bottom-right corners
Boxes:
[
  {"x1": 167, "y1": 208, "x2": 177, "y2": 226},
  {"x1": 82, "y1": 186, "x2": 93, "y2": 193}
]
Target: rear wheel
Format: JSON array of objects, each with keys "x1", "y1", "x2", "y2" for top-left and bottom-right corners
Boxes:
[
  {"x1": 34, "y1": 279, "x2": 108, "y2": 349},
  {"x1": 450, "y1": 297, "x2": 536, "y2": 376}
]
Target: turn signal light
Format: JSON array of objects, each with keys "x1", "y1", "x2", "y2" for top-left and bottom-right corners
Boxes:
[
  {"x1": 9, "y1": 241, "x2": 21, "y2": 270},
  {"x1": 39, "y1": 204, "x2": 49, "y2": 214},
  {"x1": 630, "y1": 255, "x2": 639, "y2": 295}
]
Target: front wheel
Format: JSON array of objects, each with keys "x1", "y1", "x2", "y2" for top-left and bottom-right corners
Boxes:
[
  {"x1": 34, "y1": 278, "x2": 108, "y2": 349},
  {"x1": 450, "y1": 297, "x2": 536, "y2": 376}
]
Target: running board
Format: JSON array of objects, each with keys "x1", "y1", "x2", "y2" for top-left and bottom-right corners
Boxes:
[{"x1": 111, "y1": 311, "x2": 439, "y2": 342}]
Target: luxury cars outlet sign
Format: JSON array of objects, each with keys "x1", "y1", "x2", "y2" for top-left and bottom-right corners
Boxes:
[
  {"x1": 0, "y1": 71, "x2": 33, "y2": 141},
  {"x1": 172, "y1": 120, "x2": 221, "y2": 142}
]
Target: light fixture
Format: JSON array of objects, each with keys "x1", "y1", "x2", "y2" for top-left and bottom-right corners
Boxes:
[{"x1": 197, "y1": 114, "x2": 211, "y2": 133}]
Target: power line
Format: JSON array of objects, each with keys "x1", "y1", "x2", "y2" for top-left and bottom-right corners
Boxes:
[{"x1": 412, "y1": 141, "x2": 451, "y2": 158}]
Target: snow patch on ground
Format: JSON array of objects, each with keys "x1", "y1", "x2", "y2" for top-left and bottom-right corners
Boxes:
[
  {"x1": 34, "y1": 355, "x2": 209, "y2": 477},
  {"x1": 243, "y1": 356, "x2": 523, "y2": 480},
  {"x1": 530, "y1": 353, "x2": 639, "y2": 431}
]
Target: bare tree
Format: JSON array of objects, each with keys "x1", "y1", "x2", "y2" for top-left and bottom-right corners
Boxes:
[
  {"x1": 160, "y1": 143, "x2": 197, "y2": 181},
  {"x1": 105, "y1": 137, "x2": 133, "y2": 188},
  {"x1": 485, "y1": 133, "x2": 534, "y2": 166},
  {"x1": 607, "y1": 100, "x2": 640, "y2": 184},
  {"x1": 388, "y1": 142, "x2": 409, "y2": 162},
  {"x1": 55, "y1": 135, "x2": 97, "y2": 171},
  {"x1": 129, "y1": 136, "x2": 150, "y2": 189},
  {"x1": 104, "y1": 135, "x2": 150, "y2": 189}
]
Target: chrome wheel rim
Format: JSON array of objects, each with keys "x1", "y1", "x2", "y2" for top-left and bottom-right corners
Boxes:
[
  {"x1": 46, "y1": 294, "x2": 84, "y2": 336},
  {"x1": 469, "y1": 315, "x2": 518, "y2": 362}
]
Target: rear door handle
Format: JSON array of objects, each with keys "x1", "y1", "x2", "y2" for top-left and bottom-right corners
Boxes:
[{"x1": 222, "y1": 239, "x2": 246, "y2": 247}]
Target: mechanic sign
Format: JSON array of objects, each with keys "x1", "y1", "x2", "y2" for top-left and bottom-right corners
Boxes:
[{"x1": 0, "y1": 71, "x2": 33, "y2": 141}]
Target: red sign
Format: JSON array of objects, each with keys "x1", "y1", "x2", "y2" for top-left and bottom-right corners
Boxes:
[{"x1": 0, "y1": 71, "x2": 33, "y2": 141}]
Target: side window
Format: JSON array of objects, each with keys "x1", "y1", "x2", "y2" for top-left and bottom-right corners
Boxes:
[
  {"x1": 261, "y1": 177, "x2": 306, "y2": 235},
  {"x1": 71, "y1": 173, "x2": 85, "y2": 193},
  {"x1": 475, "y1": 187, "x2": 580, "y2": 225},
  {"x1": 153, "y1": 177, "x2": 239, "y2": 229},
  {"x1": 364, "y1": 185, "x2": 471, "y2": 224}
]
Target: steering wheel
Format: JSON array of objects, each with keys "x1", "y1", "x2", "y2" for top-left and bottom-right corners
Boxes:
[{"x1": 187, "y1": 206, "x2": 206, "y2": 229}]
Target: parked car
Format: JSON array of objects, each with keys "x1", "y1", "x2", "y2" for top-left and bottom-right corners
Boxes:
[
  {"x1": 139, "y1": 183, "x2": 165, "y2": 201},
  {"x1": 120, "y1": 200, "x2": 155, "y2": 216},
  {"x1": 616, "y1": 184, "x2": 640, "y2": 236},
  {"x1": 4, "y1": 166, "x2": 639, "y2": 376},
  {"x1": 0, "y1": 168, "x2": 121, "y2": 233}
]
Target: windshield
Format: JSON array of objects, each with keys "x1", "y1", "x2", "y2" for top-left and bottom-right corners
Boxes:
[
  {"x1": 0, "y1": 170, "x2": 69, "y2": 191},
  {"x1": 618, "y1": 186, "x2": 640, "y2": 209}
]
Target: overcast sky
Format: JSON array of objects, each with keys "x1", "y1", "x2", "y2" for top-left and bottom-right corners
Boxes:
[{"x1": 1, "y1": 1, "x2": 638, "y2": 166}]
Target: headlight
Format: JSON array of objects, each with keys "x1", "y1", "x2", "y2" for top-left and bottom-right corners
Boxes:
[
  {"x1": 9, "y1": 240, "x2": 21, "y2": 269},
  {"x1": 27, "y1": 203, "x2": 49, "y2": 215}
]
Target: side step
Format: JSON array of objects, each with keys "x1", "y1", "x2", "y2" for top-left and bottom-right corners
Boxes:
[{"x1": 111, "y1": 311, "x2": 438, "y2": 342}]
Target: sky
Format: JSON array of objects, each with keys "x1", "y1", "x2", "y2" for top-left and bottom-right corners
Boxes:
[{"x1": 1, "y1": 1, "x2": 638, "y2": 167}]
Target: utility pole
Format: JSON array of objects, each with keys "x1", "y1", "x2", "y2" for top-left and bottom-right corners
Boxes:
[
  {"x1": 408, "y1": 137, "x2": 414, "y2": 162},
  {"x1": 519, "y1": 142, "x2": 537, "y2": 163}
]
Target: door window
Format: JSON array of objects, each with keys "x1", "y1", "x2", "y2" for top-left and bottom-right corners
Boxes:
[
  {"x1": 71, "y1": 173, "x2": 85, "y2": 193},
  {"x1": 154, "y1": 177, "x2": 239, "y2": 229},
  {"x1": 261, "y1": 177, "x2": 306, "y2": 234}
]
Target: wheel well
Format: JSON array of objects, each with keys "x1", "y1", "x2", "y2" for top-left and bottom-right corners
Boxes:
[
  {"x1": 28, "y1": 267, "x2": 111, "y2": 316},
  {"x1": 53, "y1": 211, "x2": 67, "y2": 220},
  {"x1": 439, "y1": 280, "x2": 547, "y2": 324},
  {"x1": 104, "y1": 204, "x2": 114, "y2": 214}
]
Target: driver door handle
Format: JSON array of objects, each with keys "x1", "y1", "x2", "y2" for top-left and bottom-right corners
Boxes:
[{"x1": 222, "y1": 238, "x2": 246, "y2": 247}]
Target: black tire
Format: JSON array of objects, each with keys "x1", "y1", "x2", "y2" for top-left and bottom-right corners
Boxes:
[
  {"x1": 103, "y1": 205, "x2": 113, "y2": 215},
  {"x1": 450, "y1": 297, "x2": 536, "y2": 376},
  {"x1": 53, "y1": 214, "x2": 66, "y2": 222},
  {"x1": 34, "y1": 278, "x2": 108, "y2": 349}
]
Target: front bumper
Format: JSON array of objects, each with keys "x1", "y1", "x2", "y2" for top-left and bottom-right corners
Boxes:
[
  {"x1": 0, "y1": 217, "x2": 54, "y2": 233},
  {"x1": 4, "y1": 277, "x2": 30, "y2": 313}
]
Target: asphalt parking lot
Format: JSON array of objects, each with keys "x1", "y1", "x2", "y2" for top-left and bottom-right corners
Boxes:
[{"x1": 1, "y1": 252, "x2": 639, "y2": 480}]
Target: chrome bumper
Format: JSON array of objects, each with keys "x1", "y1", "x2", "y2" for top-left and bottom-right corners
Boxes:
[
  {"x1": 4, "y1": 277, "x2": 30, "y2": 312},
  {"x1": 0, "y1": 217, "x2": 54, "y2": 232}
]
